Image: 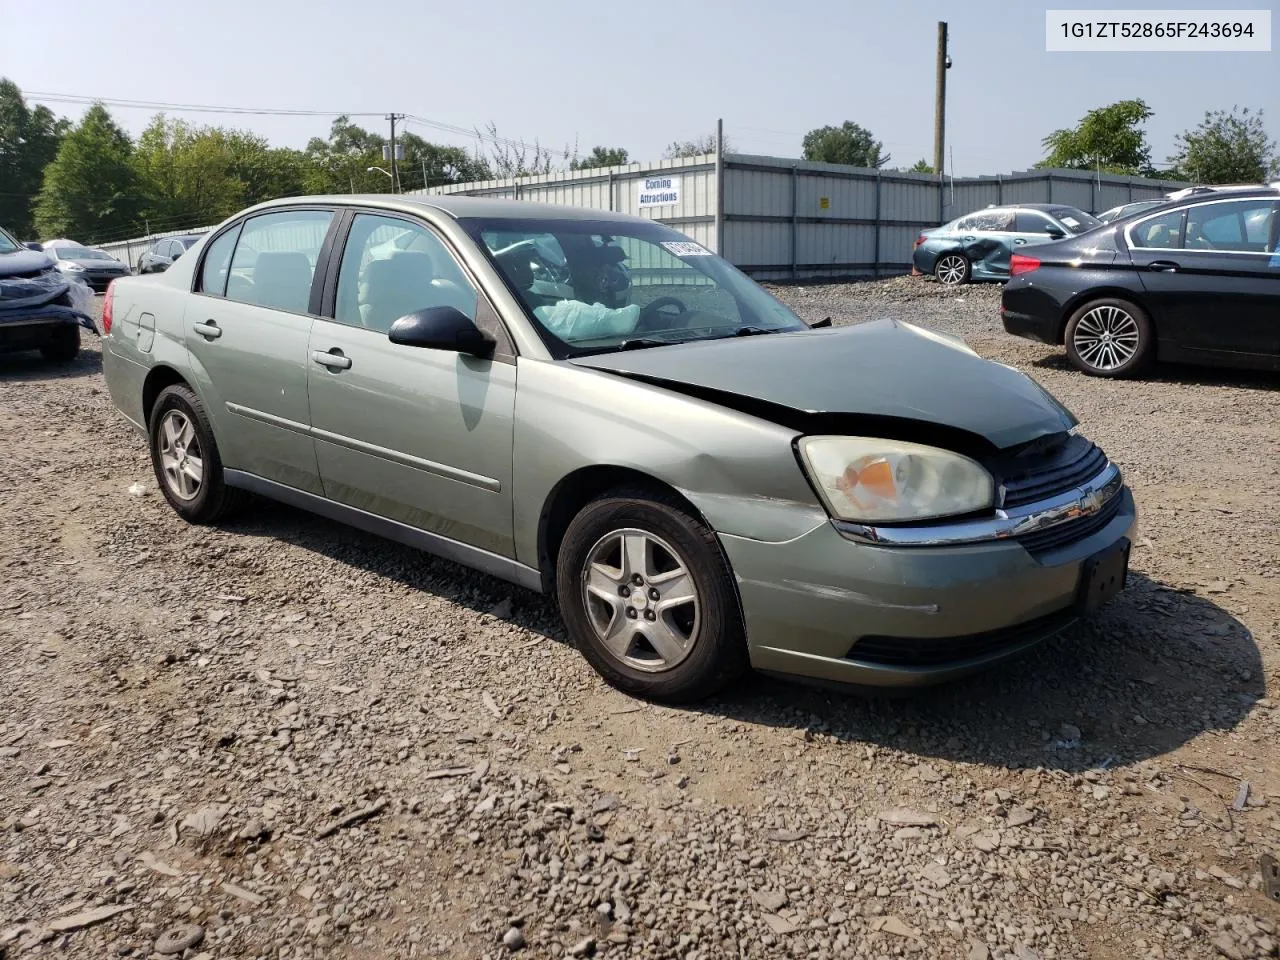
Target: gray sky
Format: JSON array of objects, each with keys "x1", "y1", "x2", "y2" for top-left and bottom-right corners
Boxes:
[{"x1": 2, "y1": 0, "x2": 1276, "y2": 175}]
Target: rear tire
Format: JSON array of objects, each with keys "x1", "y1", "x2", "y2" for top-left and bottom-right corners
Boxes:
[
  {"x1": 555, "y1": 485, "x2": 748, "y2": 703},
  {"x1": 40, "y1": 325, "x2": 80, "y2": 362},
  {"x1": 1064, "y1": 297, "x2": 1154, "y2": 378},
  {"x1": 934, "y1": 253, "x2": 970, "y2": 285},
  {"x1": 147, "y1": 384, "x2": 245, "y2": 523}
]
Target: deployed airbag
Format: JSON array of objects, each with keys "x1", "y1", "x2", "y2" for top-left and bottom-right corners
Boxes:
[{"x1": 533, "y1": 300, "x2": 641, "y2": 341}]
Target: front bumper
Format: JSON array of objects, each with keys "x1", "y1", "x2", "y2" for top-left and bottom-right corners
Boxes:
[
  {"x1": 0, "y1": 310, "x2": 96, "y2": 351},
  {"x1": 718, "y1": 487, "x2": 1137, "y2": 688}
]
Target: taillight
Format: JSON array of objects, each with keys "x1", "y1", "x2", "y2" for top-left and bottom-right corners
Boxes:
[
  {"x1": 913, "y1": 234, "x2": 928, "y2": 248},
  {"x1": 101, "y1": 281, "x2": 115, "y2": 335},
  {"x1": 1010, "y1": 254, "x2": 1040, "y2": 277}
]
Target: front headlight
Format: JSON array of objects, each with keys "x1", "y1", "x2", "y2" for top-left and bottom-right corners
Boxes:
[{"x1": 798, "y1": 436, "x2": 995, "y2": 523}]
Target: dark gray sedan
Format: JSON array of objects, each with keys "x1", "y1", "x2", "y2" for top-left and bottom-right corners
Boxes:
[{"x1": 47, "y1": 244, "x2": 131, "y2": 292}]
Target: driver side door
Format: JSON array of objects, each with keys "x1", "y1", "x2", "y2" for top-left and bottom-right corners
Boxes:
[{"x1": 307, "y1": 211, "x2": 519, "y2": 557}]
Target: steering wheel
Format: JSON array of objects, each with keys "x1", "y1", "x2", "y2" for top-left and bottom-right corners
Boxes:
[{"x1": 636, "y1": 296, "x2": 690, "y2": 332}]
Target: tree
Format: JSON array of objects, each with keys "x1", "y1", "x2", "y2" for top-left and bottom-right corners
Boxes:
[
  {"x1": 478, "y1": 122, "x2": 573, "y2": 178},
  {"x1": 907, "y1": 158, "x2": 933, "y2": 174},
  {"x1": 133, "y1": 116, "x2": 248, "y2": 227},
  {"x1": 0, "y1": 79, "x2": 67, "y2": 239},
  {"x1": 570, "y1": 146, "x2": 630, "y2": 170},
  {"x1": 34, "y1": 104, "x2": 140, "y2": 242},
  {"x1": 398, "y1": 131, "x2": 491, "y2": 190},
  {"x1": 1169, "y1": 106, "x2": 1279, "y2": 184},
  {"x1": 801, "y1": 121, "x2": 889, "y2": 168},
  {"x1": 304, "y1": 115, "x2": 393, "y2": 195},
  {"x1": 663, "y1": 132, "x2": 728, "y2": 160},
  {"x1": 1037, "y1": 99, "x2": 1154, "y2": 175}
]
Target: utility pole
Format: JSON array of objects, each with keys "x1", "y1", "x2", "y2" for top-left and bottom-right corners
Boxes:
[
  {"x1": 933, "y1": 22, "x2": 950, "y2": 178},
  {"x1": 385, "y1": 113, "x2": 405, "y2": 193}
]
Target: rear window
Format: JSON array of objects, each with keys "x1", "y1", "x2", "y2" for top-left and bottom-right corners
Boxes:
[{"x1": 956, "y1": 210, "x2": 1014, "y2": 232}]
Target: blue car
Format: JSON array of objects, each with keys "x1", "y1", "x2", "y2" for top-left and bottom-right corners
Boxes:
[{"x1": 912, "y1": 204, "x2": 1101, "y2": 285}]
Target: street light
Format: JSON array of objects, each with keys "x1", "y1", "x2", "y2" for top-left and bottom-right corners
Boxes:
[{"x1": 367, "y1": 166, "x2": 395, "y2": 191}]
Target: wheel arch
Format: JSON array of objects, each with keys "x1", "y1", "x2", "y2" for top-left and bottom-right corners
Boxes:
[
  {"x1": 141, "y1": 365, "x2": 192, "y2": 427},
  {"x1": 536, "y1": 465, "x2": 714, "y2": 595},
  {"x1": 1056, "y1": 288, "x2": 1157, "y2": 345}
]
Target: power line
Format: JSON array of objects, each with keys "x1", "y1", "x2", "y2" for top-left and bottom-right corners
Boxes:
[
  {"x1": 19, "y1": 89, "x2": 547, "y2": 154},
  {"x1": 21, "y1": 89, "x2": 385, "y2": 119}
]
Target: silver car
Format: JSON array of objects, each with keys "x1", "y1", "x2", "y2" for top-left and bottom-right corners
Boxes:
[{"x1": 100, "y1": 195, "x2": 1137, "y2": 702}]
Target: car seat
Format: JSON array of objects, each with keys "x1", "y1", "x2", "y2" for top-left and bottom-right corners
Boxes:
[{"x1": 248, "y1": 252, "x2": 313, "y2": 313}]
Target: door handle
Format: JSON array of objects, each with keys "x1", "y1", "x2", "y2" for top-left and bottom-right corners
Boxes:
[
  {"x1": 1013, "y1": 238, "x2": 1028, "y2": 245},
  {"x1": 312, "y1": 349, "x2": 352, "y2": 370},
  {"x1": 192, "y1": 320, "x2": 222, "y2": 339},
  {"x1": 1147, "y1": 260, "x2": 1180, "y2": 273}
]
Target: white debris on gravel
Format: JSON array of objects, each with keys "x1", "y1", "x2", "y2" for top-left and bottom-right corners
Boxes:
[{"x1": 0, "y1": 286, "x2": 1278, "y2": 959}]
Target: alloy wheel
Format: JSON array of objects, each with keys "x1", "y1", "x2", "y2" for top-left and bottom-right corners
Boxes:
[
  {"x1": 581, "y1": 528, "x2": 700, "y2": 673},
  {"x1": 936, "y1": 255, "x2": 967, "y2": 285},
  {"x1": 158, "y1": 409, "x2": 204, "y2": 501},
  {"x1": 1072, "y1": 304, "x2": 1141, "y2": 371}
]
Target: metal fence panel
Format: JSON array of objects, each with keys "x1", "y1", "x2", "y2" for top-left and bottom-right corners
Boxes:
[{"x1": 93, "y1": 157, "x2": 1192, "y2": 281}]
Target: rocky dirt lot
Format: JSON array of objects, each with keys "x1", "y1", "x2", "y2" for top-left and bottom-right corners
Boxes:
[{"x1": 1, "y1": 277, "x2": 1278, "y2": 960}]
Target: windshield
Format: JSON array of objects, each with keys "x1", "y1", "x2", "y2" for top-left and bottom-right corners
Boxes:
[
  {"x1": 1049, "y1": 207, "x2": 1102, "y2": 234},
  {"x1": 56, "y1": 247, "x2": 110, "y2": 260},
  {"x1": 0, "y1": 227, "x2": 18, "y2": 255},
  {"x1": 462, "y1": 218, "x2": 807, "y2": 357},
  {"x1": 179, "y1": 236, "x2": 202, "y2": 248}
]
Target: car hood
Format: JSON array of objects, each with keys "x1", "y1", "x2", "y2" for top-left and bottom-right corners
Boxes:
[
  {"x1": 0, "y1": 248, "x2": 56, "y2": 277},
  {"x1": 569, "y1": 319, "x2": 1077, "y2": 449}
]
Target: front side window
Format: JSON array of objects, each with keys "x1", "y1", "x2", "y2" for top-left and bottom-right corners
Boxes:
[
  {"x1": 0, "y1": 228, "x2": 18, "y2": 255},
  {"x1": 224, "y1": 210, "x2": 333, "y2": 313},
  {"x1": 1014, "y1": 211, "x2": 1053, "y2": 233},
  {"x1": 1130, "y1": 209, "x2": 1184, "y2": 249},
  {"x1": 334, "y1": 214, "x2": 478, "y2": 334},
  {"x1": 463, "y1": 217, "x2": 807, "y2": 358},
  {"x1": 1186, "y1": 200, "x2": 1276, "y2": 252}
]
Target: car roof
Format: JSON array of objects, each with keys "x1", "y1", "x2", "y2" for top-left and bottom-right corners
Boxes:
[
  {"x1": 969, "y1": 203, "x2": 1087, "y2": 216},
  {"x1": 244, "y1": 193, "x2": 657, "y2": 226}
]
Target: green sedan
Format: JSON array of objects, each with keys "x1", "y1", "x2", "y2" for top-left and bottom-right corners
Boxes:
[{"x1": 100, "y1": 195, "x2": 1137, "y2": 702}]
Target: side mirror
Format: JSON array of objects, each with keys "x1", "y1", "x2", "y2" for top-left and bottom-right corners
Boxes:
[
  {"x1": 388, "y1": 306, "x2": 494, "y2": 357},
  {"x1": 24, "y1": 242, "x2": 43, "y2": 251},
  {"x1": 171, "y1": 250, "x2": 183, "y2": 260},
  {"x1": 1045, "y1": 227, "x2": 1065, "y2": 240}
]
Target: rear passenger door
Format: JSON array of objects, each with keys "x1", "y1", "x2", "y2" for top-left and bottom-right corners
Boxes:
[
  {"x1": 1129, "y1": 198, "x2": 1279, "y2": 361},
  {"x1": 306, "y1": 211, "x2": 517, "y2": 556},
  {"x1": 186, "y1": 208, "x2": 336, "y2": 494}
]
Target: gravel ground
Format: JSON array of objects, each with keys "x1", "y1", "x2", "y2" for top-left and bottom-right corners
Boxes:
[{"x1": 1, "y1": 278, "x2": 1278, "y2": 960}]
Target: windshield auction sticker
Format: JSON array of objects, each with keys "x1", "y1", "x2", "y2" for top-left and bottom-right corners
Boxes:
[
  {"x1": 660, "y1": 241, "x2": 712, "y2": 257},
  {"x1": 1046, "y1": 9, "x2": 1271, "y2": 51}
]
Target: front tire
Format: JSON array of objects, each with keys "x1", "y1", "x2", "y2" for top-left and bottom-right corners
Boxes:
[
  {"x1": 40, "y1": 324, "x2": 79, "y2": 362},
  {"x1": 555, "y1": 486, "x2": 748, "y2": 703},
  {"x1": 147, "y1": 384, "x2": 244, "y2": 523},
  {"x1": 934, "y1": 253, "x2": 970, "y2": 285},
  {"x1": 1064, "y1": 298, "x2": 1153, "y2": 378}
]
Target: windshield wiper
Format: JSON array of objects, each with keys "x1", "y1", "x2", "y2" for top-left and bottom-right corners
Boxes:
[
  {"x1": 616, "y1": 337, "x2": 669, "y2": 351},
  {"x1": 733, "y1": 325, "x2": 784, "y2": 337}
]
